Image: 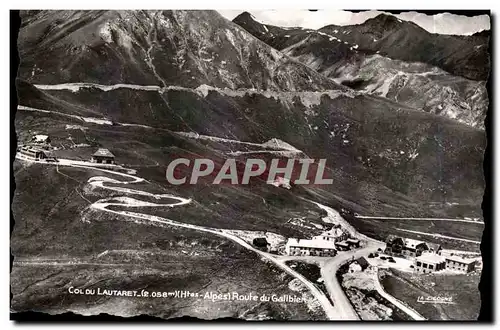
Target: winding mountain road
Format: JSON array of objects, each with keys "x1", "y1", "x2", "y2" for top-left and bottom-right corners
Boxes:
[
  {"x1": 15, "y1": 104, "x2": 427, "y2": 320},
  {"x1": 15, "y1": 155, "x2": 342, "y2": 320}
]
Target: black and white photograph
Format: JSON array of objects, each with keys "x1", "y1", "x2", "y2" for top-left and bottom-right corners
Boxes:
[{"x1": 9, "y1": 6, "x2": 492, "y2": 322}]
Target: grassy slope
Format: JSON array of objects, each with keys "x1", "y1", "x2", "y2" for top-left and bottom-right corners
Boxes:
[
  {"x1": 336, "y1": 262, "x2": 412, "y2": 321},
  {"x1": 379, "y1": 268, "x2": 480, "y2": 320},
  {"x1": 24, "y1": 86, "x2": 486, "y2": 218},
  {"x1": 14, "y1": 108, "x2": 484, "y2": 250},
  {"x1": 11, "y1": 161, "x2": 325, "y2": 320}
]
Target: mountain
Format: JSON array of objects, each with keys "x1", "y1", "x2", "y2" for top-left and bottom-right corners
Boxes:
[
  {"x1": 16, "y1": 9, "x2": 486, "y2": 215},
  {"x1": 232, "y1": 12, "x2": 316, "y2": 51},
  {"x1": 233, "y1": 12, "x2": 489, "y2": 128},
  {"x1": 233, "y1": 11, "x2": 491, "y2": 81},
  {"x1": 319, "y1": 14, "x2": 490, "y2": 82},
  {"x1": 18, "y1": 10, "x2": 343, "y2": 92}
]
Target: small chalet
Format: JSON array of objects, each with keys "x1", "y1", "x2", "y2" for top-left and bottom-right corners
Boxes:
[
  {"x1": 414, "y1": 253, "x2": 446, "y2": 273},
  {"x1": 253, "y1": 237, "x2": 270, "y2": 251},
  {"x1": 349, "y1": 257, "x2": 371, "y2": 273},
  {"x1": 91, "y1": 148, "x2": 115, "y2": 164},
  {"x1": 346, "y1": 238, "x2": 361, "y2": 248}
]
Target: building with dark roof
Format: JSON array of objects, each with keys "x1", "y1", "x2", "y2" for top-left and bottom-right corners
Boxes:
[
  {"x1": 355, "y1": 256, "x2": 370, "y2": 270},
  {"x1": 349, "y1": 256, "x2": 371, "y2": 273},
  {"x1": 91, "y1": 148, "x2": 115, "y2": 164},
  {"x1": 385, "y1": 235, "x2": 442, "y2": 258},
  {"x1": 253, "y1": 237, "x2": 269, "y2": 251}
]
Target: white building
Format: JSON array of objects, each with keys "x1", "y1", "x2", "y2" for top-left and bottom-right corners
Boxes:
[
  {"x1": 414, "y1": 253, "x2": 446, "y2": 273},
  {"x1": 445, "y1": 255, "x2": 476, "y2": 273},
  {"x1": 285, "y1": 238, "x2": 337, "y2": 257},
  {"x1": 312, "y1": 227, "x2": 348, "y2": 243},
  {"x1": 32, "y1": 134, "x2": 50, "y2": 144}
]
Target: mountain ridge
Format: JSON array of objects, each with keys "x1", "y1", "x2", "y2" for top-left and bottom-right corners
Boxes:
[
  {"x1": 234, "y1": 11, "x2": 490, "y2": 81},
  {"x1": 18, "y1": 10, "x2": 346, "y2": 92},
  {"x1": 232, "y1": 11, "x2": 489, "y2": 128}
]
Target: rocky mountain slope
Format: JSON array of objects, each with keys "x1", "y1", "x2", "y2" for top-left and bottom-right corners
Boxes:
[
  {"x1": 18, "y1": 10, "x2": 343, "y2": 92},
  {"x1": 234, "y1": 12, "x2": 490, "y2": 81},
  {"x1": 233, "y1": 12, "x2": 489, "y2": 128},
  {"x1": 319, "y1": 14, "x2": 490, "y2": 81}
]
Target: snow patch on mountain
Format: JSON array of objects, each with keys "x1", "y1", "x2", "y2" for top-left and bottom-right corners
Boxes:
[
  {"x1": 176, "y1": 132, "x2": 303, "y2": 153},
  {"x1": 225, "y1": 29, "x2": 237, "y2": 48},
  {"x1": 99, "y1": 22, "x2": 113, "y2": 43}
]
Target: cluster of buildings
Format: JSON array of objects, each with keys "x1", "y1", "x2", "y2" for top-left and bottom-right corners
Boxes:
[
  {"x1": 285, "y1": 226, "x2": 360, "y2": 257},
  {"x1": 385, "y1": 235, "x2": 476, "y2": 274},
  {"x1": 384, "y1": 235, "x2": 442, "y2": 257},
  {"x1": 18, "y1": 145, "x2": 57, "y2": 161},
  {"x1": 18, "y1": 134, "x2": 57, "y2": 162},
  {"x1": 18, "y1": 134, "x2": 116, "y2": 165},
  {"x1": 414, "y1": 253, "x2": 476, "y2": 274}
]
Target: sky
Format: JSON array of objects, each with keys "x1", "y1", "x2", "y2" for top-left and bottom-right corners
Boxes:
[{"x1": 218, "y1": 10, "x2": 490, "y2": 35}]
